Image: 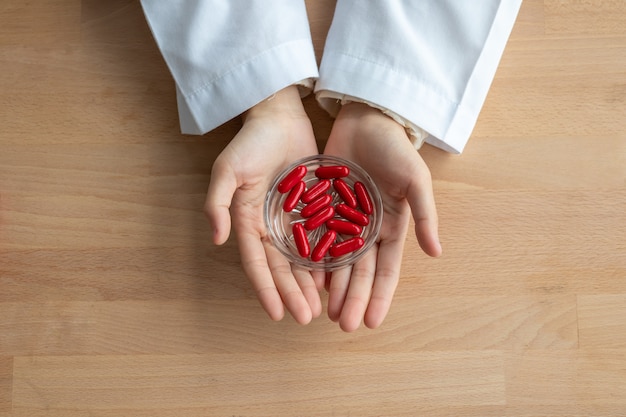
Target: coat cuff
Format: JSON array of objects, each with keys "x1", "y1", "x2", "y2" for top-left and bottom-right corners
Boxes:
[{"x1": 178, "y1": 39, "x2": 319, "y2": 135}]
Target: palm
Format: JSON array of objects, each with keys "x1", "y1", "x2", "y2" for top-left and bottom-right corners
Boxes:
[{"x1": 227, "y1": 115, "x2": 319, "y2": 236}]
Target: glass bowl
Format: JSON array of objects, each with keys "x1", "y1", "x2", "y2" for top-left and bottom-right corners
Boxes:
[{"x1": 264, "y1": 155, "x2": 383, "y2": 271}]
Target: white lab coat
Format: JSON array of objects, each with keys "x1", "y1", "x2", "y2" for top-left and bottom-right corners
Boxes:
[{"x1": 140, "y1": 0, "x2": 522, "y2": 154}]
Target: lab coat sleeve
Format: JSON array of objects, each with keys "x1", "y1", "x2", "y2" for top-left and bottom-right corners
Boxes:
[
  {"x1": 140, "y1": 0, "x2": 319, "y2": 135},
  {"x1": 315, "y1": 1, "x2": 522, "y2": 154}
]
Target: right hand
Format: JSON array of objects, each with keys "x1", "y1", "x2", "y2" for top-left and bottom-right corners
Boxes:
[{"x1": 204, "y1": 86, "x2": 324, "y2": 324}]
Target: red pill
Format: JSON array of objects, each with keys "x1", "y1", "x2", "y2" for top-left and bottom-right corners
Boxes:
[
  {"x1": 335, "y1": 203, "x2": 369, "y2": 226},
  {"x1": 326, "y1": 219, "x2": 362, "y2": 235},
  {"x1": 354, "y1": 181, "x2": 373, "y2": 215},
  {"x1": 301, "y1": 193, "x2": 332, "y2": 218},
  {"x1": 301, "y1": 179, "x2": 331, "y2": 203},
  {"x1": 333, "y1": 179, "x2": 357, "y2": 208},
  {"x1": 277, "y1": 165, "x2": 307, "y2": 193},
  {"x1": 329, "y1": 237, "x2": 365, "y2": 257},
  {"x1": 292, "y1": 223, "x2": 310, "y2": 258},
  {"x1": 311, "y1": 230, "x2": 337, "y2": 262},
  {"x1": 283, "y1": 181, "x2": 305, "y2": 212},
  {"x1": 304, "y1": 205, "x2": 335, "y2": 230},
  {"x1": 315, "y1": 165, "x2": 350, "y2": 179}
]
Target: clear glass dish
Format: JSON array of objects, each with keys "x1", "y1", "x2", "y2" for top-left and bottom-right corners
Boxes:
[{"x1": 264, "y1": 155, "x2": 383, "y2": 271}]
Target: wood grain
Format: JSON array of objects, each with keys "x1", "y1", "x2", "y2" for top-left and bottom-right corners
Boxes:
[
  {"x1": 1, "y1": 0, "x2": 625, "y2": 415},
  {"x1": 12, "y1": 353, "x2": 505, "y2": 415}
]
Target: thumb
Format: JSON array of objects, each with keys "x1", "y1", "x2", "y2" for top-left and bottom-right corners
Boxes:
[
  {"x1": 204, "y1": 158, "x2": 238, "y2": 245},
  {"x1": 405, "y1": 164, "x2": 442, "y2": 258}
]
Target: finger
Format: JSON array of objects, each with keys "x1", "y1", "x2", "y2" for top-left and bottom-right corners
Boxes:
[
  {"x1": 236, "y1": 229, "x2": 285, "y2": 322},
  {"x1": 324, "y1": 271, "x2": 332, "y2": 293},
  {"x1": 327, "y1": 266, "x2": 352, "y2": 322},
  {"x1": 263, "y1": 239, "x2": 313, "y2": 325},
  {"x1": 364, "y1": 235, "x2": 406, "y2": 329},
  {"x1": 406, "y1": 161, "x2": 442, "y2": 257},
  {"x1": 204, "y1": 158, "x2": 238, "y2": 245},
  {"x1": 339, "y1": 248, "x2": 377, "y2": 332},
  {"x1": 292, "y1": 265, "x2": 322, "y2": 319},
  {"x1": 311, "y1": 269, "x2": 326, "y2": 293}
]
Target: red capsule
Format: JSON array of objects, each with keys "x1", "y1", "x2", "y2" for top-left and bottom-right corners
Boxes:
[
  {"x1": 301, "y1": 193, "x2": 332, "y2": 218},
  {"x1": 277, "y1": 165, "x2": 307, "y2": 193},
  {"x1": 292, "y1": 223, "x2": 310, "y2": 258},
  {"x1": 335, "y1": 203, "x2": 369, "y2": 226},
  {"x1": 333, "y1": 179, "x2": 357, "y2": 208},
  {"x1": 315, "y1": 165, "x2": 350, "y2": 179},
  {"x1": 303, "y1": 205, "x2": 335, "y2": 230},
  {"x1": 326, "y1": 219, "x2": 362, "y2": 235},
  {"x1": 282, "y1": 181, "x2": 305, "y2": 212},
  {"x1": 311, "y1": 230, "x2": 337, "y2": 262},
  {"x1": 301, "y1": 179, "x2": 331, "y2": 204},
  {"x1": 354, "y1": 181, "x2": 373, "y2": 215},
  {"x1": 329, "y1": 237, "x2": 365, "y2": 257}
]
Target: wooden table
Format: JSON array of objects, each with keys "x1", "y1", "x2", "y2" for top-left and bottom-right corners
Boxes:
[{"x1": 1, "y1": 1, "x2": 625, "y2": 415}]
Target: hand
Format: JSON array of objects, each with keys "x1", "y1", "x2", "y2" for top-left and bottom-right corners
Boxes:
[
  {"x1": 204, "y1": 86, "x2": 324, "y2": 324},
  {"x1": 323, "y1": 102, "x2": 442, "y2": 331}
]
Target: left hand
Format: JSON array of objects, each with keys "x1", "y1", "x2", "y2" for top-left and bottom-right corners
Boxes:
[{"x1": 323, "y1": 102, "x2": 442, "y2": 331}]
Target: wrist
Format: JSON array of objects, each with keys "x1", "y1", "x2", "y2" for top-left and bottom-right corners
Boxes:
[
  {"x1": 245, "y1": 85, "x2": 307, "y2": 121},
  {"x1": 339, "y1": 101, "x2": 382, "y2": 119},
  {"x1": 338, "y1": 102, "x2": 426, "y2": 149},
  {"x1": 338, "y1": 102, "x2": 404, "y2": 133}
]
